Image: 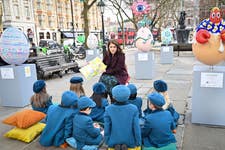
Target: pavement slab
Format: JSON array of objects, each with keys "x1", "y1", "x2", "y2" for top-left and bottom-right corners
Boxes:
[{"x1": 1, "y1": 49, "x2": 225, "y2": 150}]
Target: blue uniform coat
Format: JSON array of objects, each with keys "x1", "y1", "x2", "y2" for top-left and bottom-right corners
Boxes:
[
  {"x1": 142, "y1": 109, "x2": 176, "y2": 148},
  {"x1": 73, "y1": 112, "x2": 103, "y2": 150},
  {"x1": 39, "y1": 105, "x2": 78, "y2": 147},
  {"x1": 128, "y1": 97, "x2": 142, "y2": 118},
  {"x1": 104, "y1": 103, "x2": 141, "y2": 148},
  {"x1": 90, "y1": 98, "x2": 109, "y2": 122}
]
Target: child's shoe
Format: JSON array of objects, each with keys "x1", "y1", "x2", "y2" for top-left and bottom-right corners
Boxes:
[
  {"x1": 172, "y1": 129, "x2": 177, "y2": 134},
  {"x1": 121, "y1": 144, "x2": 128, "y2": 150},
  {"x1": 60, "y1": 142, "x2": 68, "y2": 149},
  {"x1": 114, "y1": 144, "x2": 121, "y2": 150}
]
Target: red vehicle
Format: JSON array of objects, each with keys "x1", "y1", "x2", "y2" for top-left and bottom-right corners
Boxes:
[{"x1": 117, "y1": 28, "x2": 136, "y2": 45}]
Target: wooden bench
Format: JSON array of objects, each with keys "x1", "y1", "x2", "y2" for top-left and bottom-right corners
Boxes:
[
  {"x1": 27, "y1": 53, "x2": 79, "y2": 79},
  {"x1": 171, "y1": 43, "x2": 192, "y2": 56}
]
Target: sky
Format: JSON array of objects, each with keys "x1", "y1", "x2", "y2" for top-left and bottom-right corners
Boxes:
[{"x1": 103, "y1": 1, "x2": 133, "y2": 22}]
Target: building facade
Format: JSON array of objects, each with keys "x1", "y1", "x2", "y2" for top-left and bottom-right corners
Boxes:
[
  {"x1": 1, "y1": 0, "x2": 102, "y2": 45},
  {"x1": 2, "y1": 0, "x2": 35, "y2": 43}
]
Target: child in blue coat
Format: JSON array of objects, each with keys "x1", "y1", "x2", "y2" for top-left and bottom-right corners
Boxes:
[
  {"x1": 39, "y1": 91, "x2": 79, "y2": 148},
  {"x1": 143, "y1": 80, "x2": 180, "y2": 127},
  {"x1": 30, "y1": 80, "x2": 53, "y2": 114},
  {"x1": 104, "y1": 85, "x2": 141, "y2": 150},
  {"x1": 73, "y1": 96, "x2": 104, "y2": 150},
  {"x1": 90, "y1": 82, "x2": 109, "y2": 123},
  {"x1": 142, "y1": 92, "x2": 176, "y2": 149},
  {"x1": 127, "y1": 84, "x2": 143, "y2": 118},
  {"x1": 70, "y1": 76, "x2": 85, "y2": 97}
]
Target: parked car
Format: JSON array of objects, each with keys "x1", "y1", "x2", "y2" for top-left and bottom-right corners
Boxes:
[{"x1": 39, "y1": 39, "x2": 63, "y2": 55}]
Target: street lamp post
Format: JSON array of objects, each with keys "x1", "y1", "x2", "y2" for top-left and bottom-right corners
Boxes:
[
  {"x1": 70, "y1": 0, "x2": 76, "y2": 47},
  {"x1": 97, "y1": 0, "x2": 106, "y2": 55}
]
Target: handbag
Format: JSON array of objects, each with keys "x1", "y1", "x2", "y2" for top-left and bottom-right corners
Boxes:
[{"x1": 99, "y1": 74, "x2": 119, "y2": 94}]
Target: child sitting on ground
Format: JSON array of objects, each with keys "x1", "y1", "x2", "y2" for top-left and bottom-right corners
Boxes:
[
  {"x1": 39, "y1": 91, "x2": 79, "y2": 148},
  {"x1": 104, "y1": 85, "x2": 141, "y2": 150},
  {"x1": 90, "y1": 82, "x2": 109, "y2": 123},
  {"x1": 70, "y1": 76, "x2": 85, "y2": 97},
  {"x1": 142, "y1": 92, "x2": 177, "y2": 150},
  {"x1": 73, "y1": 96, "x2": 104, "y2": 150},
  {"x1": 30, "y1": 80, "x2": 53, "y2": 114},
  {"x1": 127, "y1": 84, "x2": 143, "y2": 118},
  {"x1": 143, "y1": 80, "x2": 180, "y2": 126}
]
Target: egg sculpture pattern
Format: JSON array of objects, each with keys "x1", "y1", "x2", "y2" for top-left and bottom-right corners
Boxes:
[{"x1": 192, "y1": 7, "x2": 225, "y2": 65}]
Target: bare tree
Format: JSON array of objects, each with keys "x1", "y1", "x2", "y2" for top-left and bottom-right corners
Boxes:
[{"x1": 81, "y1": 0, "x2": 98, "y2": 47}]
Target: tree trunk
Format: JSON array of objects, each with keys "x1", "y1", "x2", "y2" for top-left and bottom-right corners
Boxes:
[{"x1": 83, "y1": 2, "x2": 89, "y2": 48}]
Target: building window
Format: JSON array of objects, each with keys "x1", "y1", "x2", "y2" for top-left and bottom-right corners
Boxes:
[
  {"x1": 46, "y1": 32, "x2": 50, "y2": 39},
  {"x1": 38, "y1": 15, "x2": 44, "y2": 27},
  {"x1": 37, "y1": 2, "x2": 42, "y2": 10},
  {"x1": 24, "y1": 6, "x2": 30, "y2": 18},
  {"x1": 52, "y1": 32, "x2": 57, "y2": 41},
  {"x1": 39, "y1": 32, "x2": 44, "y2": 39},
  {"x1": 48, "y1": 16, "x2": 54, "y2": 27},
  {"x1": 59, "y1": 17, "x2": 64, "y2": 29},
  {"x1": 13, "y1": 4, "x2": 20, "y2": 19}
]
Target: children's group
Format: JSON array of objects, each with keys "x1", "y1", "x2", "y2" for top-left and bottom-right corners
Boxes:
[{"x1": 17, "y1": 76, "x2": 180, "y2": 150}]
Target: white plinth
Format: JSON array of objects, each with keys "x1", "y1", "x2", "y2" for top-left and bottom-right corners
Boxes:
[
  {"x1": 86, "y1": 49, "x2": 100, "y2": 62},
  {"x1": 192, "y1": 65, "x2": 225, "y2": 126},
  {"x1": 160, "y1": 46, "x2": 173, "y2": 64},
  {"x1": 135, "y1": 52, "x2": 154, "y2": 79},
  {"x1": 0, "y1": 64, "x2": 37, "y2": 107}
]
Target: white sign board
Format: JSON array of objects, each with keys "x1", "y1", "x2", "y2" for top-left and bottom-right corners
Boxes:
[
  {"x1": 0, "y1": 68, "x2": 14, "y2": 79},
  {"x1": 200, "y1": 72, "x2": 223, "y2": 88}
]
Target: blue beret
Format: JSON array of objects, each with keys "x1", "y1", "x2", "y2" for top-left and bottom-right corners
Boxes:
[
  {"x1": 61, "y1": 91, "x2": 79, "y2": 107},
  {"x1": 93, "y1": 82, "x2": 106, "y2": 94},
  {"x1": 127, "y1": 84, "x2": 137, "y2": 94},
  {"x1": 153, "y1": 80, "x2": 168, "y2": 92},
  {"x1": 112, "y1": 85, "x2": 130, "y2": 102},
  {"x1": 78, "y1": 96, "x2": 96, "y2": 110},
  {"x1": 147, "y1": 92, "x2": 165, "y2": 107},
  {"x1": 33, "y1": 80, "x2": 46, "y2": 93},
  {"x1": 70, "y1": 77, "x2": 83, "y2": 84}
]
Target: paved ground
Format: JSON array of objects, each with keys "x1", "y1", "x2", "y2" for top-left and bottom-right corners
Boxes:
[{"x1": 1, "y1": 48, "x2": 225, "y2": 150}]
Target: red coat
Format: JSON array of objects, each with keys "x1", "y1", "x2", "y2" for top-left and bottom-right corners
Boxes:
[{"x1": 103, "y1": 52, "x2": 129, "y2": 84}]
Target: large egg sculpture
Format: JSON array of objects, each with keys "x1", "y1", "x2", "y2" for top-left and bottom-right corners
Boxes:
[
  {"x1": 192, "y1": 7, "x2": 225, "y2": 65},
  {"x1": 0, "y1": 27, "x2": 29, "y2": 65},
  {"x1": 135, "y1": 27, "x2": 153, "y2": 52},
  {"x1": 87, "y1": 34, "x2": 98, "y2": 49},
  {"x1": 161, "y1": 28, "x2": 173, "y2": 45}
]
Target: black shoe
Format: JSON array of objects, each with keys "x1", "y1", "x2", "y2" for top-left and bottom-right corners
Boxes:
[
  {"x1": 121, "y1": 144, "x2": 128, "y2": 150},
  {"x1": 114, "y1": 144, "x2": 121, "y2": 150}
]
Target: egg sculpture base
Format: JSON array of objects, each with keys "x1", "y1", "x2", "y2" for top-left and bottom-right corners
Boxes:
[
  {"x1": 160, "y1": 44, "x2": 173, "y2": 64},
  {"x1": 0, "y1": 64, "x2": 37, "y2": 107},
  {"x1": 192, "y1": 65, "x2": 225, "y2": 126},
  {"x1": 135, "y1": 51, "x2": 154, "y2": 79}
]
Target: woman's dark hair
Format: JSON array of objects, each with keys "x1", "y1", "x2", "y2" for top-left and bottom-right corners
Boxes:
[
  {"x1": 107, "y1": 39, "x2": 123, "y2": 54},
  {"x1": 91, "y1": 93, "x2": 106, "y2": 107},
  {"x1": 129, "y1": 93, "x2": 137, "y2": 100}
]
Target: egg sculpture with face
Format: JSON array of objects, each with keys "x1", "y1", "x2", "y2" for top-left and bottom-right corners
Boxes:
[
  {"x1": 135, "y1": 27, "x2": 154, "y2": 52},
  {"x1": 192, "y1": 7, "x2": 225, "y2": 65}
]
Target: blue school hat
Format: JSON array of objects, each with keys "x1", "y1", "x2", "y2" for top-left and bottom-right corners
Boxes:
[
  {"x1": 70, "y1": 76, "x2": 83, "y2": 84},
  {"x1": 93, "y1": 82, "x2": 106, "y2": 94},
  {"x1": 33, "y1": 80, "x2": 46, "y2": 93},
  {"x1": 147, "y1": 92, "x2": 165, "y2": 107},
  {"x1": 153, "y1": 80, "x2": 168, "y2": 92},
  {"x1": 78, "y1": 96, "x2": 96, "y2": 110},
  {"x1": 61, "y1": 91, "x2": 79, "y2": 107},
  {"x1": 127, "y1": 84, "x2": 137, "y2": 94},
  {"x1": 112, "y1": 85, "x2": 130, "y2": 102}
]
